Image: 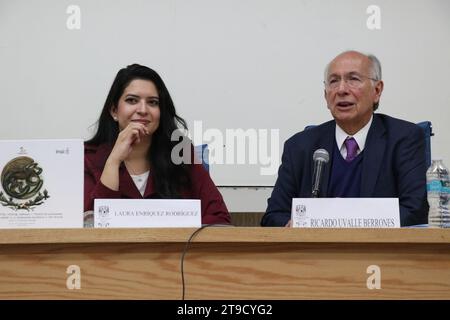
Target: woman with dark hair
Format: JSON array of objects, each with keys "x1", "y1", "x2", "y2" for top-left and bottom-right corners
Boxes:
[{"x1": 85, "y1": 64, "x2": 231, "y2": 225}]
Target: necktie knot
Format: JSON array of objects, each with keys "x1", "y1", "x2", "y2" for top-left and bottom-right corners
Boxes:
[{"x1": 345, "y1": 137, "x2": 358, "y2": 162}]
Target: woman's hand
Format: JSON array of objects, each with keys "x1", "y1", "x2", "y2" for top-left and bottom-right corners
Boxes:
[
  {"x1": 100, "y1": 123, "x2": 149, "y2": 191},
  {"x1": 108, "y1": 123, "x2": 149, "y2": 165}
]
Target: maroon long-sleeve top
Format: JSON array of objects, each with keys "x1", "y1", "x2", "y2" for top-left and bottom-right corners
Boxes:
[{"x1": 84, "y1": 143, "x2": 231, "y2": 225}]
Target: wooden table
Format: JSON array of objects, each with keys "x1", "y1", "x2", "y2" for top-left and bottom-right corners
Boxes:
[{"x1": 0, "y1": 228, "x2": 449, "y2": 299}]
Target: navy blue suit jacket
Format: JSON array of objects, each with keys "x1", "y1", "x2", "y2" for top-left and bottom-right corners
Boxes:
[{"x1": 262, "y1": 113, "x2": 429, "y2": 227}]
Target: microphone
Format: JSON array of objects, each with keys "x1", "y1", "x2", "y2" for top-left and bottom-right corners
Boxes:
[{"x1": 312, "y1": 149, "x2": 330, "y2": 198}]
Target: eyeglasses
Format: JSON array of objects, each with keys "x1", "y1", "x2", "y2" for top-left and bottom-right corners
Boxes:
[{"x1": 324, "y1": 73, "x2": 379, "y2": 90}]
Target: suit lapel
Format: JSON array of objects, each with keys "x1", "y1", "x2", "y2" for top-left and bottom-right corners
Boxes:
[{"x1": 361, "y1": 114, "x2": 386, "y2": 196}]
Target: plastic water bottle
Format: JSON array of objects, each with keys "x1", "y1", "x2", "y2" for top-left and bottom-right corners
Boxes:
[{"x1": 427, "y1": 159, "x2": 450, "y2": 227}]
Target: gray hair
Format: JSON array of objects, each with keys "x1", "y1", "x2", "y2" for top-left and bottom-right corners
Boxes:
[
  {"x1": 324, "y1": 50, "x2": 382, "y2": 110},
  {"x1": 367, "y1": 54, "x2": 382, "y2": 81}
]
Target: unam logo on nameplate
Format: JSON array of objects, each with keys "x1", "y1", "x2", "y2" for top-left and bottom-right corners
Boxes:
[
  {"x1": 97, "y1": 205, "x2": 111, "y2": 227},
  {"x1": 94, "y1": 199, "x2": 201, "y2": 228},
  {"x1": 294, "y1": 204, "x2": 309, "y2": 227}
]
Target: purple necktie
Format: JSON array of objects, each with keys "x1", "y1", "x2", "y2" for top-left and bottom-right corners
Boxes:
[{"x1": 345, "y1": 137, "x2": 359, "y2": 162}]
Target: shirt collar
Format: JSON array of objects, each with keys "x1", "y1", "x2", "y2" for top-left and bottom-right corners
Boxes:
[{"x1": 335, "y1": 115, "x2": 373, "y2": 152}]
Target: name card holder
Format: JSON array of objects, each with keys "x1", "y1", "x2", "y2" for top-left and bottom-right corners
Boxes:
[
  {"x1": 291, "y1": 198, "x2": 400, "y2": 228},
  {"x1": 94, "y1": 199, "x2": 201, "y2": 228}
]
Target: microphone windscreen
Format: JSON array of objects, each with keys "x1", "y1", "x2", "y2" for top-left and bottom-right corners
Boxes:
[{"x1": 313, "y1": 149, "x2": 329, "y2": 163}]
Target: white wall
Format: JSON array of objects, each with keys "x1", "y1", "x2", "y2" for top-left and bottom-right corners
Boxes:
[{"x1": 1, "y1": 0, "x2": 450, "y2": 210}]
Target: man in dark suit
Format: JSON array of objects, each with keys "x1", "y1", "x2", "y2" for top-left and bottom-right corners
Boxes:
[{"x1": 261, "y1": 51, "x2": 428, "y2": 227}]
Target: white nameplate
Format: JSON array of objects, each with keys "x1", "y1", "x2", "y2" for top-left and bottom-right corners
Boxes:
[
  {"x1": 0, "y1": 139, "x2": 84, "y2": 228},
  {"x1": 291, "y1": 198, "x2": 400, "y2": 228},
  {"x1": 94, "y1": 199, "x2": 201, "y2": 228}
]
